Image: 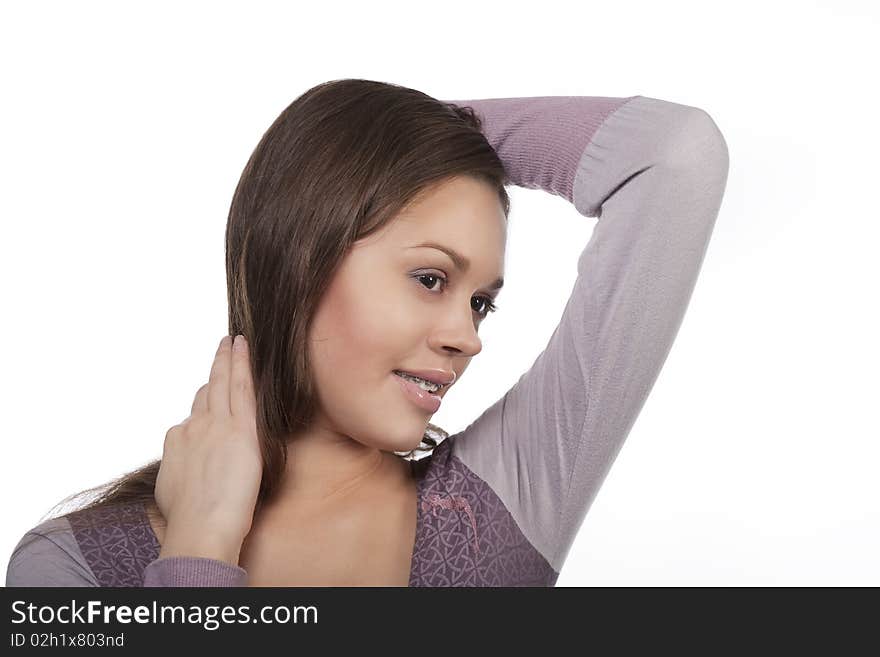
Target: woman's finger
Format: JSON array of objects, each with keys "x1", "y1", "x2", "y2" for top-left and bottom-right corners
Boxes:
[
  {"x1": 191, "y1": 383, "x2": 209, "y2": 416},
  {"x1": 206, "y1": 335, "x2": 233, "y2": 417},
  {"x1": 230, "y1": 335, "x2": 257, "y2": 423}
]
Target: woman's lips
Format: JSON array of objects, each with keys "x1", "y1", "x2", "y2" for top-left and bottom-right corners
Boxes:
[{"x1": 393, "y1": 372, "x2": 442, "y2": 413}]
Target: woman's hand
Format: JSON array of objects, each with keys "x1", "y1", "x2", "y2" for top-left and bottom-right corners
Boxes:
[{"x1": 154, "y1": 334, "x2": 263, "y2": 566}]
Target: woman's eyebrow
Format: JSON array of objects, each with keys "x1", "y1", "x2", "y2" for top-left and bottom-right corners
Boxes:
[{"x1": 408, "y1": 242, "x2": 504, "y2": 291}]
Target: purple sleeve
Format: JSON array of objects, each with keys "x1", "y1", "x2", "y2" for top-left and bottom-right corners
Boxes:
[
  {"x1": 5, "y1": 530, "x2": 99, "y2": 587},
  {"x1": 442, "y1": 95, "x2": 641, "y2": 208},
  {"x1": 440, "y1": 94, "x2": 730, "y2": 571},
  {"x1": 143, "y1": 556, "x2": 248, "y2": 587}
]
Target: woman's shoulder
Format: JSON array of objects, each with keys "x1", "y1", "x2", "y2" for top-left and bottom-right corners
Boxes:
[
  {"x1": 6, "y1": 514, "x2": 98, "y2": 586},
  {"x1": 6, "y1": 501, "x2": 161, "y2": 587}
]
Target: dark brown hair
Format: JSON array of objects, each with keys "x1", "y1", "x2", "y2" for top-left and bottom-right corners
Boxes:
[{"x1": 45, "y1": 78, "x2": 510, "y2": 529}]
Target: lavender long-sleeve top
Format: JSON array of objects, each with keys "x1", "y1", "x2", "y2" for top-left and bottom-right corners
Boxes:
[{"x1": 5, "y1": 93, "x2": 729, "y2": 586}]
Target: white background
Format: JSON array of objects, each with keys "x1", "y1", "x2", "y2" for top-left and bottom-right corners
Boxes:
[{"x1": 2, "y1": 0, "x2": 877, "y2": 586}]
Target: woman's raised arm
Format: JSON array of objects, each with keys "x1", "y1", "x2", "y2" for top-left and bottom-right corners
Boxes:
[{"x1": 439, "y1": 93, "x2": 729, "y2": 574}]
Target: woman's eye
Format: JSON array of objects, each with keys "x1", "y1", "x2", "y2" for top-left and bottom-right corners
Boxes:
[
  {"x1": 417, "y1": 273, "x2": 443, "y2": 292},
  {"x1": 414, "y1": 273, "x2": 498, "y2": 319}
]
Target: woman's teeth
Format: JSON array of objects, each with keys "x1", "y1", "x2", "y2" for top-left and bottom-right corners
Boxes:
[{"x1": 395, "y1": 371, "x2": 441, "y2": 393}]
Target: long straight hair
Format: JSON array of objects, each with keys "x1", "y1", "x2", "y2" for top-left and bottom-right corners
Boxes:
[{"x1": 46, "y1": 78, "x2": 510, "y2": 528}]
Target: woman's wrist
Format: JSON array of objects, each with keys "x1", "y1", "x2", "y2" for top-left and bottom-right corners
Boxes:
[{"x1": 158, "y1": 526, "x2": 243, "y2": 567}]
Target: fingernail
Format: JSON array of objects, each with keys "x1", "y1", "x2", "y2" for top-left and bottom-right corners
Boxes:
[
  {"x1": 233, "y1": 334, "x2": 245, "y2": 352},
  {"x1": 219, "y1": 336, "x2": 230, "y2": 351}
]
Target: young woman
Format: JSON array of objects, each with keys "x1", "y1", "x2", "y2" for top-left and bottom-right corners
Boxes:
[{"x1": 6, "y1": 79, "x2": 729, "y2": 587}]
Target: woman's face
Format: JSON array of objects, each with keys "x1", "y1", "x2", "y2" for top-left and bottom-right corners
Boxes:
[{"x1": 307, "y1": 175, "x2": 507, "y2": 452}]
